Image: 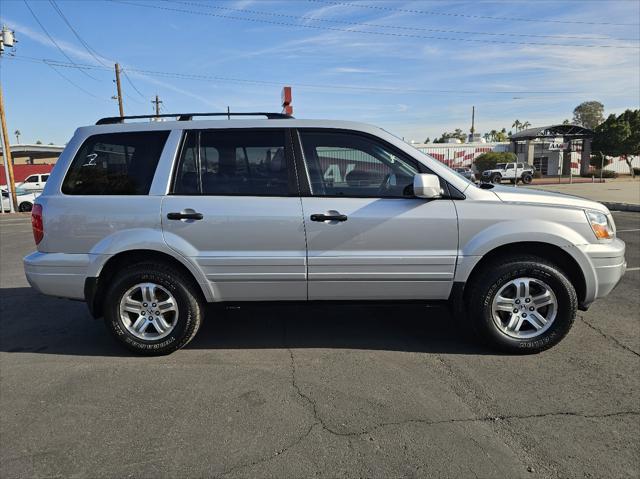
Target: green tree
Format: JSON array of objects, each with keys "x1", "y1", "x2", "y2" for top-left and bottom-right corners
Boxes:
[
  {"x1": 512, "y1": 120, "x2": 522, "y2": 132},
  {"x1": 521, "y1": 121, "x2": 531, "y2": 130},
  {"x1": 35, "y1": 140, "x2": 42, "y2": 145},
  {"x1": 573, "y1": 101, "x2": 605, "y2": 130},
  {"x1": 14, "y1": 129, "x2": 20, "y2": 144},
  {"x1": 592, "y1": 109, "x2": 640, "y2": 177},
  {"x1": 434, "y1": 128, "x2": 466, "y2": 143},
  {"x1": 474, "y1": 152, "x2": 517, "y2": 173},
  {"x1": 423, "y1": 137, "x2": 431, "y2": 143}
]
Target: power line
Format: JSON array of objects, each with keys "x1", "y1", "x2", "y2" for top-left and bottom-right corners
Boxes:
[
  {"x1": 306, "y1": 0, "x2": 640, "y2": 27},
  {"x1": 163, "y1": 0, "x2": 638, "y2": 42},
  {"x1": 4, "y1": 55, "x2": 582, "y2": 95},
  {"x1": 122, "y1": 68, "x2": 147, "y2": 99},
  {"x1": 43, "y1": 60, "x2": 100, "y2": 98},
  {"x1": 48, "y1": 0, "x2": 108, "y2": 67},
  {"x1": 109, "y1": 0, "x2": 640, "y2": 49},
  {"x1": 22, "y1": 0, "x2": 99, "y2": 80}
]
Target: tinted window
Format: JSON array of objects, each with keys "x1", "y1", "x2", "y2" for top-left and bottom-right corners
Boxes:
[
  {"x1": 42, "y1": 175, "x2": 49, "y2": 181},
  {"x1": 173, "y1": 129, "x2": 289, "y2": 196},
  {"x1": 299, "y1": 131, "x2": 418, "y2": 197},
  {"x1": 62, "y1": 131, "x2": 169, "y2": 195},
  {"x1": 26, "y1": 176, "x2": 38, "y2": 183}
]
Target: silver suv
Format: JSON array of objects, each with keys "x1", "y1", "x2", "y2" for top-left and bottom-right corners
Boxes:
[{"x1": 24, "y1": 113, "x2": 626, "y2": 355}]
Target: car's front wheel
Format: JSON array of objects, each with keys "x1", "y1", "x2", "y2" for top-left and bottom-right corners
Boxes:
[
  {"x1": 522, "y1": 173, "x2": 533, "y2": 184},
  {"x1": 467, "y1": 256, "x2": 577, "y2": 353},
  {"x1": 104, "y1": 262, "x2": 203, "y2": 355}
]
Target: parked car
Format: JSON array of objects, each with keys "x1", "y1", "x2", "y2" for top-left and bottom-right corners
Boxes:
[
  {"x1": 24, "y1": 113, "x2": 626, "y2": 355},
  {"x1": 481, "y1": 162, "x2": 534, "y2": 184},
  {"x1": 455, "y1": 167, "x2": 477, "y2": 182},
  {"x1": 16, "y1": 173, "x2": 49, "y2": 193},
  {"x1": 1, "y1": 187, "x2": 39, "y2": 212}
]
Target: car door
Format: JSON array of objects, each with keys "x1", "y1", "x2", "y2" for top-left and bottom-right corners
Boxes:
[
  {"x1": 21, "y1": 175, "x2": 40, "y2": 192},
  {"x1": 162, "y1": 128, "x2": 308, "y2": 301},
  {"x1": 505, "y1": 163, "x2": 516, "y2": 179},
  {"x1": 295, "y1": 129, "x2": 459, "y2": 301}
]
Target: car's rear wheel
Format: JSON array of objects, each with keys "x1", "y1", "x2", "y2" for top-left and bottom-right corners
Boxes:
[
  {"x1": 18, "y1": 202, "x2": 32, "y2": 212},
  {"x1": 467, "y1": 256, "x2": 577, "y2": 353},
  {"x1": 491, "y1": 173, "x2": 502, "y2": 184},
  {"x1": 104, "y1": 262, "x2": 203, "y2": 355}
]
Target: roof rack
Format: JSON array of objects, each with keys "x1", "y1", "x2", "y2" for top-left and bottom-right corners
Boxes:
[{"x1": 96, "y1": 112, "x2": 294, "y2": 125}]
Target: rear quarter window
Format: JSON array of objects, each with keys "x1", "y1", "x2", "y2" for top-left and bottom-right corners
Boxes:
[{"x1": 62, "y1": 131, "x2": 169, "y2": 195}]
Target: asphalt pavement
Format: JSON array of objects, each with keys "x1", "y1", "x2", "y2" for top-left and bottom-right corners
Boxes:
[{"x1": 0, "y1": 212, "x2": 638, "y2": 478}]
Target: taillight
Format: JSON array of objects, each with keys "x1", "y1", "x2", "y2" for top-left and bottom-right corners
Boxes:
[{"x1": 32, "y1": 204, "x2": 44, "y2": 245}]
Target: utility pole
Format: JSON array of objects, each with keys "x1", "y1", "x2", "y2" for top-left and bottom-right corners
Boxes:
[
  {"x1": 470, "y1": 106, "x2": 475, "y2": 135},
  {"x1": 114, "y1": 63, "x2": 124, "y2": 117},
  {"x1": 0, "y1": 25, "x2": 17, "y2": 213},
  {"x1": 152, "y1": 94, "x2": 162, "y2": 117},
  {"x1": 468, "y1": 105, "x2": 476, "y2": 143}
]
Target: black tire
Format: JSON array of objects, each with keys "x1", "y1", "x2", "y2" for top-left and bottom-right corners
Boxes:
[
  {"x1": 103, "y1": 262, "x2": 204, "y2": 355},
  {"x1": 521, "y1": 173, "x2": 533, "y2": 184},
  {"x1": 491, "y1": 173, "x2": 502, "y2": 184},
  {"x1": 467, "y1": 255, "x2": 577, "y2": 354},
  {"x1": 18, "y1": 202, "x2": 32, "y2": 212}
]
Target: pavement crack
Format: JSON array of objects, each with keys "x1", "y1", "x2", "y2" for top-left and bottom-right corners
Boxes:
[
  {"x1": 320, "y1": 409, "x2": 640, "y2": 438},
  {"x1": 217, "y1": 422, "x2": 317, "y2": 478},
  {"x1": 579, "y1": 314, "x2": 640, "y2": 358}
]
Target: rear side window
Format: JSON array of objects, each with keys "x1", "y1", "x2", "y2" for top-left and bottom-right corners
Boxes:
[
  {"x1": 173, "y1": 129, "x2": 290, "y2": 196},
  {"x1": 62, "y1": 131, "x2": 169, "y2": 195}
]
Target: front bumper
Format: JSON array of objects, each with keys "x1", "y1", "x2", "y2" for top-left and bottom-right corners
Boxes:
[{"x1": 578, "y1": 238, "x2": 626, "y2": 306}]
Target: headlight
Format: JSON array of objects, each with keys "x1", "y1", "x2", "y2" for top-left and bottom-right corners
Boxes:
[{"x1": 585, "y1": 210, "x2": 615, "y2": 240}]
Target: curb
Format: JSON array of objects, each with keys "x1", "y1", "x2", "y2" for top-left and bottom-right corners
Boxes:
[{"x1": 602, "y1": 202, "x2": 640, "y2": 212}]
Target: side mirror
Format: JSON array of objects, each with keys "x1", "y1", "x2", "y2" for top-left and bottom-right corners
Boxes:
[{"x1": 413, "y1": 174, "x2": 442, "y2": 199}]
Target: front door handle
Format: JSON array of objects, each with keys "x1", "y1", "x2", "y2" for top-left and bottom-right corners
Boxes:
[
  {"x1": 310, "y1": 213, "x2": 348, "y2": 222},
  {"x1": 167, "y1": 211, "x2": 203, "y2": 220}
]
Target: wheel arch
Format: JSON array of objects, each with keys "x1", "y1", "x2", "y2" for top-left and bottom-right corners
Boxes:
[
  {"x1": 459, "y1": 241, "x2": 588, "y2": 307},
  {"x1": 86, "y1": 249, "x2": 212, "y2": 318}
]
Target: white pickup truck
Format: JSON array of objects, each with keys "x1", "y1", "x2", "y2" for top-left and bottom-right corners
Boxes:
[{"x1": 481, "y1": 162, "x2": 534, "y2": 184}]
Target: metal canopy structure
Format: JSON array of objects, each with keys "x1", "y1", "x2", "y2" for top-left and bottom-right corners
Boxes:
[
  {"x1": 510, "y1": 124, "x2": 594, "y2": 141},
  {"x1": 510, "y1": 124, "x2": 594, "y2": 176}
]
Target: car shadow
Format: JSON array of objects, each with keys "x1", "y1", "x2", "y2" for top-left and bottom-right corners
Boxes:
[{"x1": 0, "y1": 287, "x2": 492, "y2": 357}]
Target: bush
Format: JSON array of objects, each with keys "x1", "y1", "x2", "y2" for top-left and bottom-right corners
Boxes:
[
  {"x1": 474, "y1": 152, "x2": 516, "y2": 173},
  {"x1": 580, "y1": 169, "x2": 618, "y2": 178}
]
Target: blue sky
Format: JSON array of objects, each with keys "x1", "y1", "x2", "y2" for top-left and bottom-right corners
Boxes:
[{"x1": 1, "y1": 0, "x2": 639, "y2": 145}]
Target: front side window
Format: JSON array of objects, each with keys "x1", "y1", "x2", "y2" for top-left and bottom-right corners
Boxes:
[
  {"x1": 42, "y1": 175, "x2": 50, "y2": 181},
  {"x1": 62, "y1": 131, "x2": 169, "y2": 195},
  {"x1": 25, "y1": 176, "x2": 38, "y2": 183},
  {"x1": 299, "y1": 130, "x2": 418, "y2": 197},
  {"x1": 173, "y1": 129, "x2": 289, "y2": 196}
]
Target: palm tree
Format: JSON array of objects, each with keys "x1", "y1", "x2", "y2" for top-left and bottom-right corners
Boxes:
[
  {"x1": 14, "y1": 129, "x2": 20, "y2": 144},
  {"x1": 512, "y1": 120, "x2": 522, "y2": 132},
  {"x1": 489, "y1": 129, "x2": 498, "y2": 141},
  {"x1": 521, "y1": 121, "x2": 531, "y2": 130}
]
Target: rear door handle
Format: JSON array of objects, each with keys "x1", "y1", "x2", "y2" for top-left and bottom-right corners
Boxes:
[
  {"x1": 310, "y1": 213, "x2": 348, "y2": 222},
  {"x1": 167, "y1": 211, "x2": 203, "y2": 220}
]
